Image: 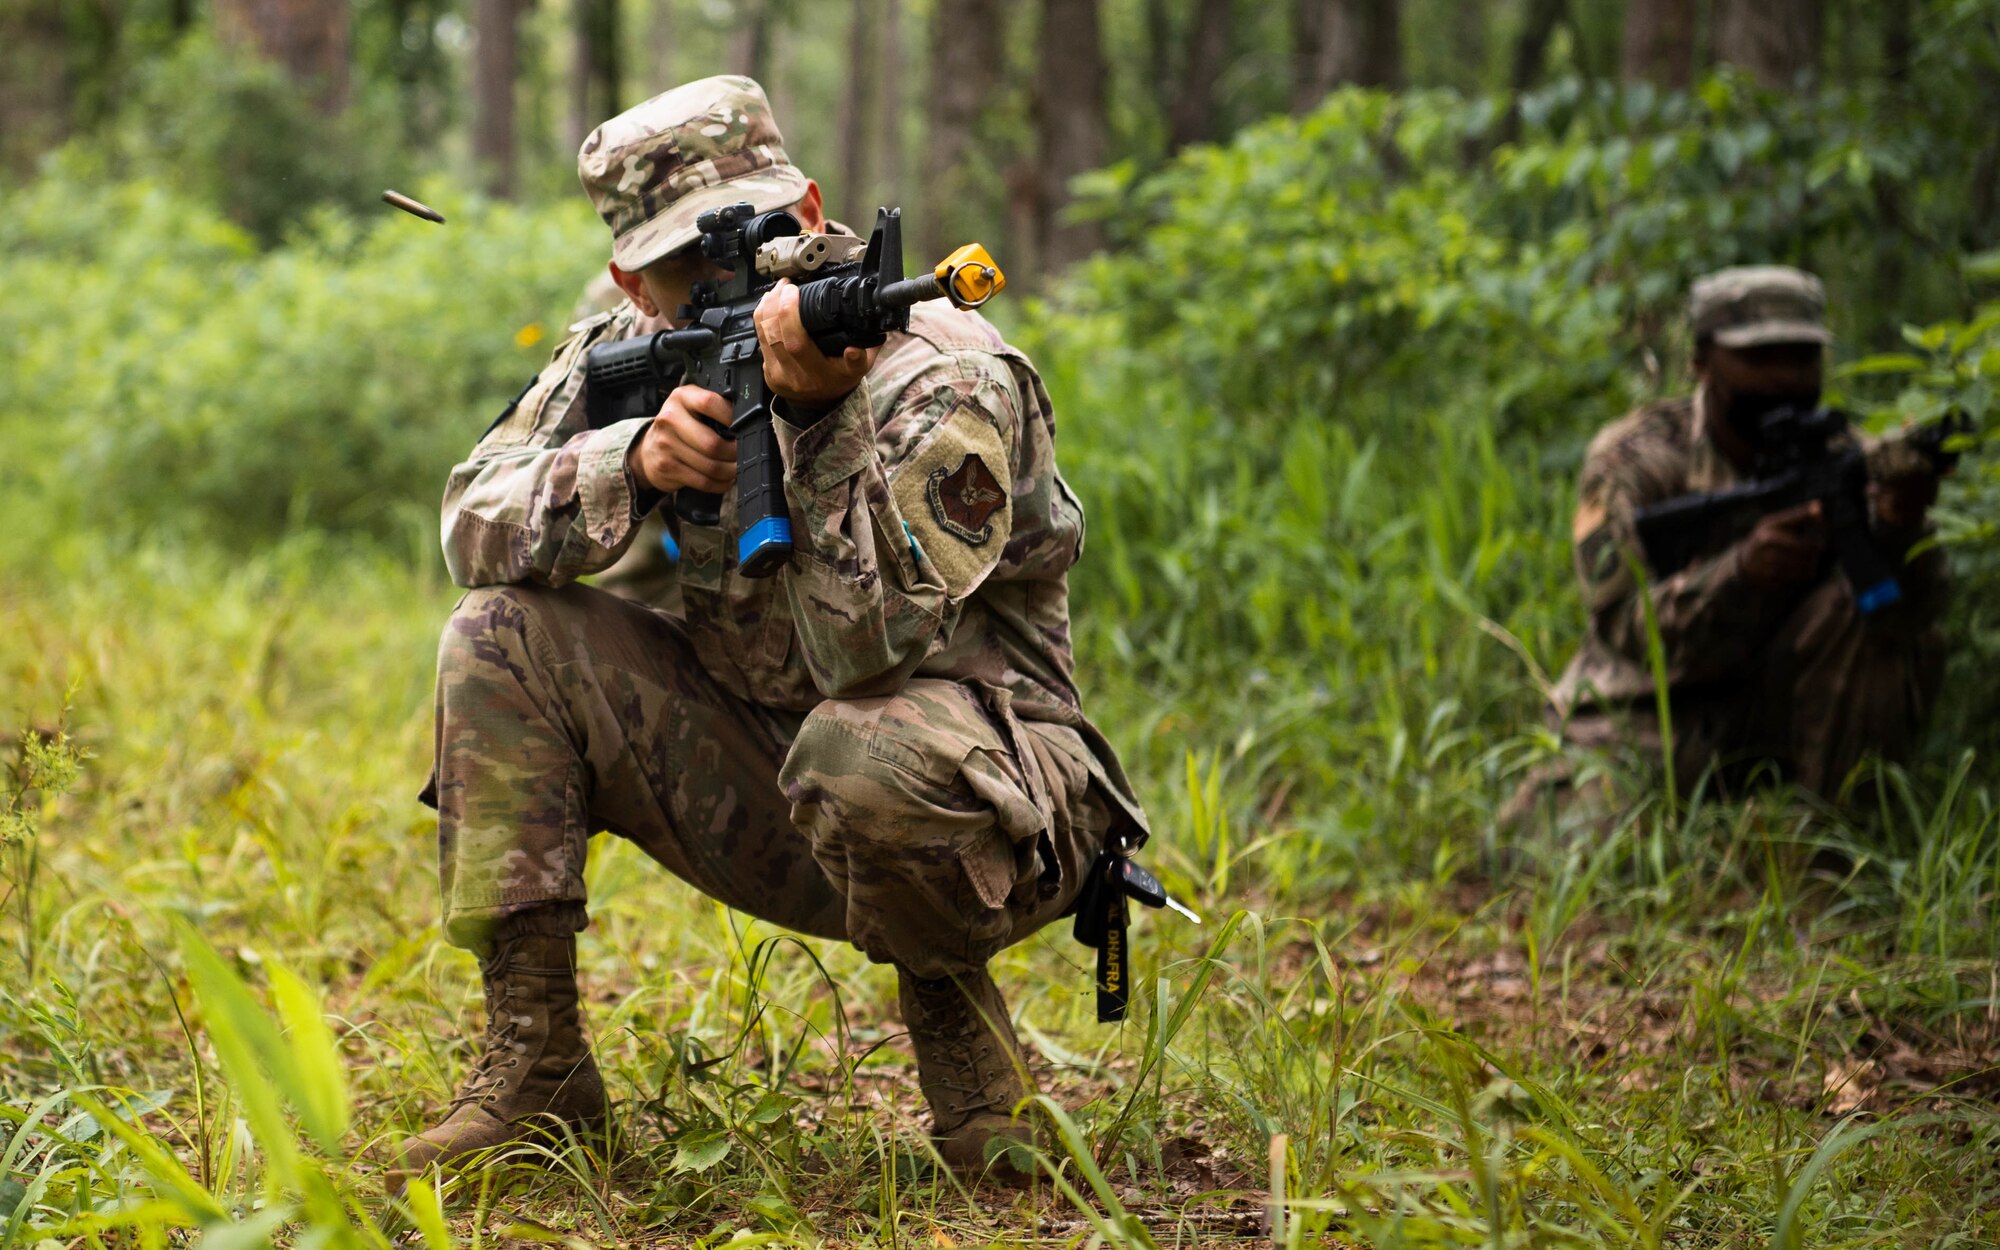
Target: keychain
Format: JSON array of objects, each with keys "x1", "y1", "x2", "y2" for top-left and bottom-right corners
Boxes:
[{"x1": 1072, "y1": 840, "x2": 1201, "y2": 1023}]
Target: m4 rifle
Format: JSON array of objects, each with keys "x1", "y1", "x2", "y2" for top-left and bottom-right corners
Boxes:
[
  {"x1": 1632, "y1": 405, "x2": 1968, "y2": 614},
  {"x1": 584, "y1": 203, "x2": 1004, "y2": 578}
]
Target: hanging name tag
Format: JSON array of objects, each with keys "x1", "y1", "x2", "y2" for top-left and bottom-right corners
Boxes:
[
  {"x1": 1096, "y1": 890, "x2": 1130, "y2": 1023},
  {"x1": 1072, "y1": 847, "x2": 1199, "y2": 1024}
]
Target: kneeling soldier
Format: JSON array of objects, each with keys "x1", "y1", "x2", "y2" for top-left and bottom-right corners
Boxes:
[
  {"x1": 1513, "y1": 266, "x2": 1948, "y2": 823},
  {"x1": 396, "y1": 76, "x2": 1148, "y2": 1187}
]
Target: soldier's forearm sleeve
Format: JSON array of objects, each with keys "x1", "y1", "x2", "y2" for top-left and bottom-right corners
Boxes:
[
  {"x1": 442, "y1": 418, "x2": 654, "y2": 589},
  {"x1": 1579, "y1": 515, "x2": 1788, "y2": 684},
  {"x1": 773, "y1": 372, "x2": 1019, "y2": 700},
  {"x1": 440, "y1": 317, "x2": 655, "y2": 589}
]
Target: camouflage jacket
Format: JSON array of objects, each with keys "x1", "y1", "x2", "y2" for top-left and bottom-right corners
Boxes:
[
  {"x1": 441, "y1": 293, "x2": 1149, "y2": 837},
  {"x1": 1551, "y1": 393, "x2": 1949, "y2": 713}
]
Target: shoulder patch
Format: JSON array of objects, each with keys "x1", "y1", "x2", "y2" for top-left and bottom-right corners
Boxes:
[
  {"x1": 890, "y1": 403, "x2": 1013, "y2": 597},
  {"x1": 926, "y1": 452, "x2": 1007, "y2": 545}
]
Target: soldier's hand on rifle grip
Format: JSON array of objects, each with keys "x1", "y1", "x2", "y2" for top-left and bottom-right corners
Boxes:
[
  {"x1": 1737, "y1": 500, "x2": 1826, "y2": 588},
  {"x1": 755, "y1": 278, "x2": 877, "y2": 410},
  {"x1": 627, "y1": 385, "x2": 738, "y2": 495}
]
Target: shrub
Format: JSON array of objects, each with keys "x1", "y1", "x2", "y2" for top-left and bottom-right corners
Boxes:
[{"x1": 0, "y1": 171, "x2": 602, "y2": 546}]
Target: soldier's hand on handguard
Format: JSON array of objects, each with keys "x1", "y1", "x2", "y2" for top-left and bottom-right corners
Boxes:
[
  {"x1": 1867, "y1": 426, "x2": 1945, "y2": 530},
  {"x1": 627, "y1": 385, "x2": 739, "y2": 494},
  {"x1": 1737, "y1": 500, "x2": 1826, "y2": 587},
  {"x1": 755, "y1": 278, "x2": 878, "y2": 410}
]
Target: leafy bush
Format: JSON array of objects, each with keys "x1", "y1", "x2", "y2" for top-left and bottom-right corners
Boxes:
[
  {"x1": 0, "y1": 171, "x2": 602, "y2": 546},
  {"x1": 92, "y1": 33, "x2": 407, "y2": 246}
]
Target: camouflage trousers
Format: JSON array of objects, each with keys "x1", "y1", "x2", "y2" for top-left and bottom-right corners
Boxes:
[
  {"x1": 427, "y1": 583, "x2": 1111, "y2": 978},
  {"x1": 1507, "y1": 572, "x2": 1947, "y2": 826}
]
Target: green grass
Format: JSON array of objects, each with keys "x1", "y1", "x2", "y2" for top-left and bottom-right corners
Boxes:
[{"x1": 1, "y1": 522, "x2": 1995, "y2": 1248}]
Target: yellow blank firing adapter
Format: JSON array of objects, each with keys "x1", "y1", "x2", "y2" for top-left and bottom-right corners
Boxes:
[{"x1": 935, "y1": 243, "x2": 1005, "y2": 308}]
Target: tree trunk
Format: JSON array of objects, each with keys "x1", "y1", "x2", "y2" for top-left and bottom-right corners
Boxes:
[
  {"x1": 473, "y1": 0, "x2": 520, "y2": 198},
  {"x1": 213, "y1": 0, "x2": 352, "y2": 113},
  {"x1": 1146, "y1": 0, "x2": 1176, "y2": 135},
  {"x1": 0, "y1": 1, "x2": 70, "y2": 178},
  {"x1": 1621, "y1": 0, "x2": 1694, "y2": 87},
  {"x1": 1881, "y1": 0, "x2": 1912, "y2": 88},
  {"x1": 1292, "y1": 0, "x2": 1329, "y2": 112},
  {"x1": 732, "y1": 0, "x2": 773, "y2": 80},
  {"x1": 1297, "y1": 0, "x2": 1407, "y2": 107},
  {"x1": 838, "y1": 0, "x2": 878, "y2": 218},
  {"x1": 874, "y1": 0, "x2": 904, "y2": 201},
  {"x1": 923, "y1": 0, "x2": 1004, "y2": 258},
  {"x1": 1168, "y1": 0, "x2": 1231, "y2": 152},
  {"x1": 569, "y1": 0, "x2": 622, "y2": 150},
  {"x1": 1509, "y1": 0, "x2": 1566, "y2": 93},
  {"x1": 1033, "y1": 0, "x2": 1109, "y2": 272},
  {"x1": 1870, "y1": 1, "x2": 1915, "y2": 344},
  {"x1": 1712, "y1": 0, "x2": 1822, "y2": 88},
  {"x1": 1330, "y1": 0, "x2": 1401, "y2": 89},
  {"x1": 650, "y1": 0, "x2": 675, "y2": 92}
]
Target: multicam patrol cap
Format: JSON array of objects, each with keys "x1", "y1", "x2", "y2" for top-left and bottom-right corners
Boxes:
[
  {"x1": 577, "y1": 75, "x2": 810, "y2": 272},
  {"x1": 1689, "y1": 265, "x2": 1832, "y2": 349}
]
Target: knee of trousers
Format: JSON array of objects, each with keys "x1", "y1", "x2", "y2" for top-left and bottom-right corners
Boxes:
[
  {"x1": 779, "y1": 686, "x2": 1048, "y2": 980},
  {"x1": 437, "y1": 584, "x2": 571, "y2": 682}
]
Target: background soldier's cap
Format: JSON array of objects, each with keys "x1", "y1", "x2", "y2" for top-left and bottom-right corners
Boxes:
[
  {"x1": 577, "y1": 75, "x2": 809, "y2": 272},
  {"x1": 1689, "y1": 265, "x2": 1832, "y2": 349}
]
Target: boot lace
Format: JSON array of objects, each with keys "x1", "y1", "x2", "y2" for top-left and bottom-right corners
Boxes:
[
  {"x1": 909, "y1": 976, "x2": 1009, "y2": 1120},
  {"x1": 449, "y1": 945, "x2": 529, "y2": 1110}
]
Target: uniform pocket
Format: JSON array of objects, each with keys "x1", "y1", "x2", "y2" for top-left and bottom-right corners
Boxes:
[
  {"x1": 958, "y1": 827, "x2": 1019, "y2": 914},
  {"x1": 865, "y1": 682, "x2": 999, "y2": 785}
]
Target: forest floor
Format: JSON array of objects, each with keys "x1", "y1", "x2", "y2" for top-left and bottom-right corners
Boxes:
[{"x1": 3, "y1": 542, "x2": 1997, "y2": 1248}]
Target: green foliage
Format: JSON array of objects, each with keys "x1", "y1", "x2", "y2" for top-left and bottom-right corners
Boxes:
[
  {"x1": 0, "y1": 170, "x2": 601, "y2": 546},
  {"x1": 81, "y1": 34, "x2": 408, "y2": 246}
]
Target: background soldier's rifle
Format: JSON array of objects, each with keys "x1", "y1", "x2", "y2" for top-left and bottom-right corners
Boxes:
[
  {"x1": 583, "y1": 203, "x2": 1004, "y2": 578},
  {"x1": 1632, "y1": 406, "x2": 1970, "y2": 614}
]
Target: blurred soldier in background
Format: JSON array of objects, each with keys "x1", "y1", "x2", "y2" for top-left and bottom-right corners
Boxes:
[
  {"x1": 393, "y1": 76, "x2": 1148, "y2": 1191},
  {"x1": 1507, "y1": 266, "x2": 1950, "y2": 827}
]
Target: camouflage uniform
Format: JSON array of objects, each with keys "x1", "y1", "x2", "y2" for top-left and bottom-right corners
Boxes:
[
  {"x1": 1534, "y1": 268, "x2": 1948, "y2": 805},
  {"x1": 427, "y1": 78, "x2": 1148, "y2": 983}
]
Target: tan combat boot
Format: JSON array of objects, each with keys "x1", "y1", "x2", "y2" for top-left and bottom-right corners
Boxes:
[
  {"x1": 898, "y1": 966, "x2": 1039, "y2": 1185},
  {"x1": 391, "y1": 913, "x2": 605, "y2": 1191}
]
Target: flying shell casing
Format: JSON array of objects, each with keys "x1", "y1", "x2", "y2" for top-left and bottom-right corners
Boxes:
[{"x1": 381, "y1": 189, "x2": 446, "y2": 223}]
